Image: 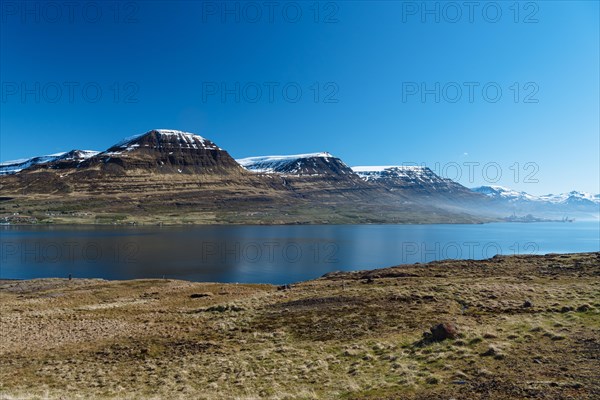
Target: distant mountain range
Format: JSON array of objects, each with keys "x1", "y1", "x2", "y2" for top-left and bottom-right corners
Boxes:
[
  {"x1": 472, "y1": 185, "x2": 599, "y2": 220},
  {"x1": 0, "y1": 129, "x2": 597, "y2": 224},
  {"x1": 472, "y1": 185, "x2": 600, "y2": 205}
]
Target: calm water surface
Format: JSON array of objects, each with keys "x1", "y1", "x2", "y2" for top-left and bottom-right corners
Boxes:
[{"x1": 1, "y1": 222, "x2": 598, "y2": 284}]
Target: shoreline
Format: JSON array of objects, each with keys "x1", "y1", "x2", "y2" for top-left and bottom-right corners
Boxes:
[
  {"x1": 2, "y1": 251, "x2": 599, "y2": 286},
  {"x1": 7, "y1": 218, "x2": 600, "y2": 228},
  {"x1": 0, "y1": 220, "x2": 494, "y2": 227}
]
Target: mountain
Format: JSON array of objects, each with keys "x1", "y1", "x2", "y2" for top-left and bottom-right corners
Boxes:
[
  {"x1": 472, "y1": 186, "x2": 600, "y2": 205},
  {"x1": 0, "y1": 129, "x2": 242, "y2": 175},
  {"x1": 538, "y1": 191, "x2": 600, "y2": 206},
  {"x1": 96, "y1": 129, "x2": 242, "y2": 174},
  {"x1": 352, "y1": 166, "x2": 475, "y2": 194},
  {"x1": 472, "y1": 185, "x2": 536, "y2": 202},
  {"x1": 235, "y1": 155, "x2": 487, "y2": 223},
  {"x1": 0, "y1": 130, "x2": 286, "y2": 224},
  {"x1": 237, "y1": 152, "x2": 413, "y2": 210},
  {"x1": 3, "y1": 130, "x2": 596, "y2": 225},
  {"x1": 0, "y1": 130, "x2": 487, "y2": 225},
  {"x1": 0, "y1": 150, "x2": 99, "y2": 175},
  {"x1": 352, "y1": 166, "x2": 490, "y2": 213},
  {"x1": 238, "y1": 152, "x2": 355, "y2": 176},
  {"x1": 472, "y1": 186, "x2": 600, "y2": 219},
  {"x1": 4, "y1": 130, "x2": 243, "y2": 176}
]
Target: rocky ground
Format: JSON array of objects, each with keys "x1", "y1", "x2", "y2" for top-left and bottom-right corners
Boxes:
[{"x1": 0, "y1": 252, "x2": 598, "y2": 399}]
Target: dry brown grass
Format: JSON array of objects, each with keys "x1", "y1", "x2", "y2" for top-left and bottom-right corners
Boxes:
[{"x1": 0, "y1": 252, "x2": 599, "y2": 399}]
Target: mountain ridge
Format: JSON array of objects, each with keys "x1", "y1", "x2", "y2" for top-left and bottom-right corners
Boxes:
[
  {"x1": 1, "y1": 129, "x2": 596, "y2": 225},
  {"x1": 0, "y1": 129, "x2": 485, "y2": 225},
  {"x1": 472, "y1": 185, "x2": 600, "y2": 220},
  {"x1": 472, "y1": 185, "x2": 600, "y2": 205}
]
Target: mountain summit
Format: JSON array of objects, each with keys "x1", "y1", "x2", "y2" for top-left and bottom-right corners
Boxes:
[
  {"x1": 106, "y1": 129, "x2": 221, "y2": 153},
  {"x1": 96, "y1": 129, "x2": 240, "y2": 174}
]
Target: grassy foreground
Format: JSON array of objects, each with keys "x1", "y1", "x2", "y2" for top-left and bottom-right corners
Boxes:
[{"x1": 0, "y1": 252, "x2": 599, "y2": 399}]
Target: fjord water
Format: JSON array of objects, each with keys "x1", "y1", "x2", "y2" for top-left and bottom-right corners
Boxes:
[{"x1": 1, "y1": 222, "x2": 598, "y2": 284}]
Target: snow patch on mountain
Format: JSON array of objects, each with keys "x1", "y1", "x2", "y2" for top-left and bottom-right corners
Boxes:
[
  {"x1": 59, "y1": 150, "x2": 100, "y2": 161},
  {"x1": 352, "y1": 166, "x2": 425, "y2": 172}
]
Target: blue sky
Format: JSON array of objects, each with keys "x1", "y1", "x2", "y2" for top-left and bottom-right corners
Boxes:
[{"x1": 1, "y1": 1, "x2": 598, "y2": 195}]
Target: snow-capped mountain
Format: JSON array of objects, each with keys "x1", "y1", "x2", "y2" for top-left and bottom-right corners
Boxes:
[
  {"x1": 472, "y1": 185, "x2": 600, "y2": 219},
  {"x1": 538, "y1": 191, "x2": 600, "y2": 205},
  {"x1": 0, "y1": 150, "x2": 99, "y2": 175},
  {"x1": 353, "y1": 166, "x2": 453, "y2": 187},
  {"x1": 472, "y1": 185, "x2": 538, "y2": 201},
  {"x1": 348, "y1": 165, "x2": 492, "y2": 218},
  {"x1": 473, "y1": 186, "x2": 600, "y2": 205},
  {"x1": 90, "y1": 129, "x2": 241, "y2": 174},
  {"x1": 105, "y1": 129, "x2": 222, "y2": 154},
  {"x1": 0, "y1": 130, "x2": 241, "y2": 175},
  {"x1": 237, "y1": 152, "x2": 355, "y2": 176},
  {"x1": 352, "y1": 165, "x2": 483, "y2": 199}
]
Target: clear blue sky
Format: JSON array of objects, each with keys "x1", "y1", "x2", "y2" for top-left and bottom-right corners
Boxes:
[{"x1": 1, "y1": 1, "x2": 598, "y2": 195}]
